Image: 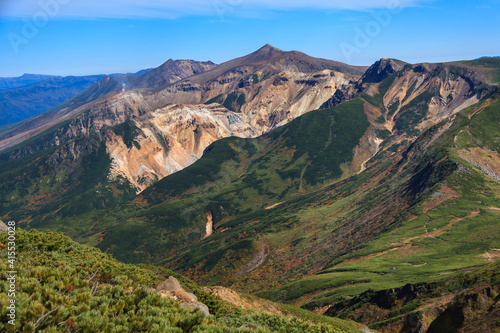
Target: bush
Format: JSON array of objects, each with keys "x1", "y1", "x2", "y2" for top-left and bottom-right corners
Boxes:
[{"x1": 0, "y1": 229, "x2": 356, "y2": 333}]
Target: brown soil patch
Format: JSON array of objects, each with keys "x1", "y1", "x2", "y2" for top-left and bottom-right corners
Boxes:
[
  {"x1": 291, "y1": 288, "x2": 335, "y2": 307},
  {"x1": 467, "y1": 98, "x2": 495, "y2": 119},
  {"x1": 210, "y1": 286, "x2": 284, "y2": 316},
  {"x1": 332, "y1": 248, "x2": 399, "y2": 267},
  {"x1": 396, "y1": 246, "x2": 418, "y2": 256},
  {"x1": 422, "y1": 183, "x2": 460, "y2": 213},
  {"x1": 313, "y1": 305, "x2": 332, "y2": 315},
  {"x1": 455, "y1": 147, "x2": 500, "y2": 180},
  {"x1": 480, "y1": 249, "x2": 500, "y2": 262}
]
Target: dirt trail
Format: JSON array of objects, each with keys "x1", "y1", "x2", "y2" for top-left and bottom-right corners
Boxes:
[
  {"x1": 331, "y1": 248, "x2": 399, "y2": 267},
  {"x1": 236, "y1": 244, "x2": 267, "y2": 276},
  {"x1": 402, "y1": 211, "x2": 480, "y2": 244},
  {"x1": 330, "y1": 211, "x2": 480, "y2": 270}
]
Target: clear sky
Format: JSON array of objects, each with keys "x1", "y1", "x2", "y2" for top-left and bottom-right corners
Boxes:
[{"x1": 0, "y1": 0, "x2": 499, "y2": 77}]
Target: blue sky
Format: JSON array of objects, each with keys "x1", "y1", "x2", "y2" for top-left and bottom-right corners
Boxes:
[{"x1": 0, "y1": 0, "x2": 499, "y2": 77}]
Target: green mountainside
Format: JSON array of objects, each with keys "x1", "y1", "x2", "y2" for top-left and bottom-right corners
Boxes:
[
  {"x1": 326, "y1": 261, "x2": 500, "y2": 332},
  {"x1": 256, "y1": 95, "x2": 500, "y2": 330}
]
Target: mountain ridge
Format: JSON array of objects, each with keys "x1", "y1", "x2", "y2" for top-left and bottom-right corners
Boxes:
[
  {"x1": 0, "y1": 74, "x2": 106, "y2": 127},
  {"x1": 177, "y1": 44, "x2": 367, "y2": 87},
  {"x1": 0, "y1": 68, "x2": 155, "y2": 127}
]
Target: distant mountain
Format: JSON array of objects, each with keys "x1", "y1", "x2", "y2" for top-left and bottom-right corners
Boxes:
[
  {"x1": 182, "y1": 44, "x2": 366, "y2": 86},
  {"x1": 108, "y1": 68, "x2": 153, "y2": 77},
  {"x1": 51, "y1": 74, "x2": 139, "y2": 112},
  {"x1": 0, "y1": 73, "x2": 58, "y2": 91},
  {"x1": 0, "y1": 75, "x2": 106, "y2": 127},
  {"x1": 0, "y1": 58, "x2": 219, "y2": 149},
  {"x1": 0, "y1": 69, "x2": 153, "y2": 128},
  {"x1": 130, "y1": 68, "x2": 153, "y2": 76}
]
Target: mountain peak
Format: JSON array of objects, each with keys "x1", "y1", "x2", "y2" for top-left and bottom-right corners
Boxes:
[
  {"x1": 257, "y1": 44, "x2": 283, "y2": 52},
  {"x1": 130, "y1": 59, "x2": 217, "y2": 89},
  {"x1": 251, "y1": 44, "x2": 284, "y2": 58},
  {"x1": 361, "y1": 58, "x2": 406, "y2": 84}
]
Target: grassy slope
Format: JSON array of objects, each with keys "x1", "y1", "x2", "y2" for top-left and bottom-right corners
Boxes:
[
  {"x1": 0, "y1": 117, "x2": 138, "y2": 231},
  {"x1": 259, "y1": 95, "x2": 500, "y2": 311},
  {"x1": 328, "y1": 261, "x2": 500, "y2": 332},
  {"x1": 461, "y1": 57, "x2": 500, "y2": 84},
  {"x1": 0, "y1": 229, "x2": 361, "y2": 333}
]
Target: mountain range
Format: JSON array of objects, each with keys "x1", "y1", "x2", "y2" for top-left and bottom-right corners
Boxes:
[
  {"x1": 0, "y1": 45, "x2": 499, "y2": 332},
  {"x1": 0, "y1": 63, "x2": 203, "y2": 128}
]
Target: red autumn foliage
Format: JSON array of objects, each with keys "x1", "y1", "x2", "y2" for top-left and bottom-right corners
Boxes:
[{"x1": 66, "y1": 318, "x2": 76, "y2": 329}]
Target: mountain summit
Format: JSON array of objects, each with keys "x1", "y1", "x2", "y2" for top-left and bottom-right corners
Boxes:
[
  {"x1": 131, "y1": 59, "x2": 217, "y2": 89},
  {"x1": 184, "y1": 44, "x2": 366, "y2": 86},
  {"x1": 243, "y1": 43, "x2": 285, "y2": 63},
  {"x1": 255, "y1": 43, "x2": 283, "y2": 54}
]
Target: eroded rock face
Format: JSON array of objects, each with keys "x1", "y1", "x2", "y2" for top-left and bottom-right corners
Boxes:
[
  {"x1": 83, "y1": 62, "x2": 496, "y2": 192},
  {"x1": 0, "y1": 220, "x2": 8, "y2": 232},
  {"x1": 101, "y1": 68, "x2": 358, "y2": 191},
  {"x1": 361, "y1": 58, "x2": 406, "y2": 84},
  {"x1": 204, "y1": 212, "x2": 213, "y2": 239},
  {"x1": 155, "y1": 276, "x2": 210, "y2": 317},
  {"x1": 326, "y1": 280, "x2": 500, "y2": 333}
]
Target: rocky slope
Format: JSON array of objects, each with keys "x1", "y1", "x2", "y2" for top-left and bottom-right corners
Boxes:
[
  {"x1": 0, "y1": 44, "x2": 366, "y2": 191},
  {"x1": 106, "y1": 66, "x2": 360, "y2": 190},
  {"x1": 131, "y1": 59, "x2": 217, "y2": 89},
  {"x1": 0, "y1": 53, "x2": 498, "y2": 222},
  {"x1": 4, "y1": 48, "x2": 496, "y2": 194},
  {"x1": 325, "y1": 262, "x2": 500, "y2": 333}
]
